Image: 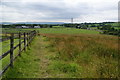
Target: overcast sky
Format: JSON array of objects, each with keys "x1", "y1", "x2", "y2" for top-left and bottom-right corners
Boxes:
[{"x1": 0, "y1": 0, "x2": 119, "y2": 23}]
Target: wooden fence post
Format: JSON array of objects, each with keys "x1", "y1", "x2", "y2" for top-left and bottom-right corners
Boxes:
[
  {"x1": 27, "y1": 33, "x2": 29, "y2": 46},
  {"x1": 33, "y1": 31, "x2": 35, "y2": 39},
  {"x1": 5, "y1": 32, "x2": 7, "y2": 37},
  {"x1": 24, "y1": 32, "x2": 26, "y2": 51},
  {"x1": 29, "y1": 32, "x2": 31, "y2": 46},
  {"x1": 37, "y1": 30, "x2": 39, "y2": 34},
  {"x1": 31, "y1": 31, "x2": 33, "y2": 41},
  {"x1": 27, "y1": 33, "x2": 29, "y2": 47},
  {"x1": 35, "y1": 30, "x2": 36, "y2": 36},
  {"x1": 33, "y1": 30, "x2": 36, "y2": 38},
  {"x1": 19, "y1": 32, "x2": 21, "y2": 56},
  {"x1": 10, "y1": 33, "x2": 14, "y2": 67}
]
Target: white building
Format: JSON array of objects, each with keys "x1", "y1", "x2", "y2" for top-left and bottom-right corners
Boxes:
[
  {"x1": 34, "y1": 26, "x2": 41, "y2": 28},
  {"x1": 21, "y1": 26, "x2": 29, "y2": 28},
  {"x1": 16, "y1": 26, "x2": 30, "y2": 28}
]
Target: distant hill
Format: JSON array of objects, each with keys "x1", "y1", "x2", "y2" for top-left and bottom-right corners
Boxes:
[{"x1": 0, "y1": 22, "x2": 13, "y2": 25}]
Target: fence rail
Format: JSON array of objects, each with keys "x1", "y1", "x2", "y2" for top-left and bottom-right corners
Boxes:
[{"x1": 0, "y1": 30, "x2": 37, "y2": 77}]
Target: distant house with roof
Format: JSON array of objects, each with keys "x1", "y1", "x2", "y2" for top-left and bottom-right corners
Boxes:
[
  {"x1": 21, "y1": 26, "x2": 29, "y2": 28},
  {"x1": 16, "y1": 26, "x2": 31, "y2": 28},
  {"x1": 34, "y1": 26, "x2": 41, "y2": 28}
]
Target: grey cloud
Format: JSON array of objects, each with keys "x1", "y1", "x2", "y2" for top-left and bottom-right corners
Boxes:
[
  {"x1": 1, "y1": 0, "x2": 118, "y2": 22},
  {"x1": 2, "y1": 2, "x2": 85, "y2": 20}
]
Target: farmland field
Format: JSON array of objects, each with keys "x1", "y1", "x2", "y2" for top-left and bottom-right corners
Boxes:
[
  {"x1": 37, "y1": 28, "x2": 100, "y2": 34},
  {"x1": 2, "y1": 28, "x2": 100, "y2": 34},
  {"x1": 1, "y1": 28, "x2": 119, "y2": 78}
]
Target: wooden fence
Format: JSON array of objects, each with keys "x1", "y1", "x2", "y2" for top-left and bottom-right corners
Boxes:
[{"x1": 0, "y1": 30, "x2": 37, "y2": 77}]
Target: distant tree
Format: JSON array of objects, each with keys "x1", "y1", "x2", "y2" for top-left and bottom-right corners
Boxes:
[
  {"x1": 110, "y1": 27, "x2": 115, "y2": 31},
  {"x1": 90, "y1": 24, "x2": 96, "y2": 27},
  {"x1": 42, "y1": 24, "x2": 48, "y2": 28},
  {"x1": 97, "y1": 26, "x2": 100, "y2": 29},
  {"x1": 49, "y1": 25, "x2": 52, "y2": 28},
  {"x1": 101, "y1": 25, "x2": 112, "y2": 30}
]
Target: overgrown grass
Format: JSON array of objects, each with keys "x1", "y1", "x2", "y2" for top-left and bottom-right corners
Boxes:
[{"x1": 43, "y1": 34, "x2": 118, "y2": 78}]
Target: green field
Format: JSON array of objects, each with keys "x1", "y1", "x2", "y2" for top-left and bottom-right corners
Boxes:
[
  {"x1": 1, "y1": 28, "x2": 119, "y2": 78},
  {"x1": 37, "y1": 28, "x2": 99, "y2": 34},
  {"x1": 52, "y1": 26, "x2": 64, "y2": 28},
  {"x1": 1, "y1": 28, "x2": 100, "y2": 34},
  {"x1": 90, "y1": 26, "x2": 119, "y2": 30}
]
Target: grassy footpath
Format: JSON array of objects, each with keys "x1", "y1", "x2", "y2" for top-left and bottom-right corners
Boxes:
[
  {"x1": 2, "y1": 36, "x2": 68, "y2": 78},
  {"x1": 1, "y1": 27, "x2": 118, "y2": 78},
  {"x1": 2, "y1": 34, "x2": 118, "y2": 78}
]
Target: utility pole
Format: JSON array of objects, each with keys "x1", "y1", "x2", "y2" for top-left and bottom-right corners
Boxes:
[
  {"x1": 71, "y1": 18, "x2": 73, "y2": 23},
  {"x1": 71, "y1": 18, "x2": 73, "y2": 28}
]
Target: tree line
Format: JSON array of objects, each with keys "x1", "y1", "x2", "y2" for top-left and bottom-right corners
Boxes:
[{"x1": 1, "y1": 22, "x2": 119, "y2": 36}]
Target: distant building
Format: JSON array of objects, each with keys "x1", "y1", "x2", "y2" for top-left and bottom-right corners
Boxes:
[
  {"x1": 16, "y1": 26, "x2": 30, "y2": 28},
  {"x1": 87, "y1": 27, "x2": 91, "y2": 30},
  {"x1": 34, "y1": 26, "x2": 41, "y2": 28},
  {"x1": 16, "y1": 26, "x2": 21, "y2": 28},
  {"x1": 76, "y1": 25, "x2": 81, "y2": 29},
  {"x1": 21, "y1": 26, "x2": 29, "y2": 28}
]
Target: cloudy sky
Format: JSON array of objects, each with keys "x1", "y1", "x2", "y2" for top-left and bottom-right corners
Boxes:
[{"x1": 0, "y1": 0, "x2": 119, "y2": 23}]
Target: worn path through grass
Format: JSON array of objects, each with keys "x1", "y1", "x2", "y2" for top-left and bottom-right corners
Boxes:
[
  {"x1": 3, "y1": 34, "x2": 118, "y2": 78},
  {"x1": 3, "y1": 36, "x2": 64, "y2": 78},
  {"x1": 31, "y1": 36, "x2": 51, "y2": 78}
]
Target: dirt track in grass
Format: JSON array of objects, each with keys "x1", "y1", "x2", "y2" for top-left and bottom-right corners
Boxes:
[{"x1": 3, "y1": 34, "x2": 118, "y2": 78}]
